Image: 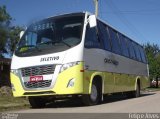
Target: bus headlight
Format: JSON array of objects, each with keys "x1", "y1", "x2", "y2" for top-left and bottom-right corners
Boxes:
[
  {"x1": 60, "y1": 61, "x2": 80, "y2": 73},
  {"x1": 11, "y1": 69, "x2": 20, "y2": 77}
]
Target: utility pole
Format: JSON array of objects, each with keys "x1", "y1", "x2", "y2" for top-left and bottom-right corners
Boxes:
[{"x1": 94, "y1": 0, "x2": 98, "y2": 17}]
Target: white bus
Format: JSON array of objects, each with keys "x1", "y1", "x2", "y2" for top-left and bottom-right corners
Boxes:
[{"x1": 10, "y1": 12, "x2": 149, "y2": 107}]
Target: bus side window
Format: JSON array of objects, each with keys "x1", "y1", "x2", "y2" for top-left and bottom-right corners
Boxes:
[
  {"x1": 127, "y1": 39, "x2": 136, "y2": 59},
  {"x1": 25, "y1": 32, "x2": 37, "y2": 46},
  {"x1": 108, "y1": 28, "x2": 121, "y2": 55},
  {"x1": 119, "y1": 34, "x2": 129, "y2": 57},
  {"x1": 139, "y1": 46, "x2": 147, "y2": 63},
  {"x1": 97, "y1": 20, "x2": 111, "y2": 51},
  {"x1": 133, "y1": 43, "x2": 142, "y2": 61},
  {"x1": 84, "y1": 25, "x2": 101, "y2": 48}
]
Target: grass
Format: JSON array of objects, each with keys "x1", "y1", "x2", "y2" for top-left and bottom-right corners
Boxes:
[
  {"x1": 0, "y1": 86, "x2": 30, "y2": 112},
  {"x1": 146, "y1": 87, "x2": 160, "y2": 92},
  {"x1": 0, "y1": 96, "x2": 30, "y2": 112}
]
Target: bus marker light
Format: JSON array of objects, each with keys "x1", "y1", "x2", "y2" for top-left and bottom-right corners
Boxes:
[{"x1": 80, "y1": 70, "x2": 84, "y2": 72}]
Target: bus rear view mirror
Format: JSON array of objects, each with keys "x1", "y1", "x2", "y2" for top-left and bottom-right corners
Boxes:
[
  {"x1": 20, "y1": 31, "x2": 25, "y2": 39},
  {"x1": 88, "y1": 15, "x2": 97, "y2": 28}
]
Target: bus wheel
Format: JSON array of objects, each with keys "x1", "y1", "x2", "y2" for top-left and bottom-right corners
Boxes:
[
  {"x1": 126, "y1": 83, "x2": 140, "y2": 98},
  {"x1": 135, "y1": 83, "x2": 140, "y2": 97},
  {"x1": 28, "y1": 97, "x2": 46, "y2": 108},
  {"x1": 82, "y1": 80, "x2": 101, "y2": 106}
]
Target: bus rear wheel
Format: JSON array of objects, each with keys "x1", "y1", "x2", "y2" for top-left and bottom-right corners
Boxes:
[
  {"x1": 82, "y1": 80, "x2": 101, "y2": 106},
  {"x1": 135, "y1": 82, "x2": 140, "y2": 97},
  {"x1": 28, "y1": 97, "x2": 46, "y2": 108},
  {"x1": 127, "y1": 82, "x2": 141, "y2": 98}
]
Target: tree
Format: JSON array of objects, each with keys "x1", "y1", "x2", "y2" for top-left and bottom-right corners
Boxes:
[
  {"x1": 0, "y1": 5, "x2": 12, "y2": 57},
  {"x1": 0, "y1": 5, "x2": 23, "y2": 57},
  {"x1": 144, "y1": 43, "x2": 160, "y2": 87},
  {"x1": 8, "y1": 26, "x2": 23, "y2": 55}
]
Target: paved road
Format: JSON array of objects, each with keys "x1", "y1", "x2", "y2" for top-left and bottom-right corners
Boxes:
[{"x1": 12, "y1": 91, "x2": 160, "y2": 113}]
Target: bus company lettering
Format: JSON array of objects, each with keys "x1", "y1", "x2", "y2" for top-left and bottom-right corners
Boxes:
[
  {"x1": 40, "y1": 56, "x2": 59, "y2": 62},
  {"x1": 104, "y1": 58, "x2": 119, "y2": 66}
]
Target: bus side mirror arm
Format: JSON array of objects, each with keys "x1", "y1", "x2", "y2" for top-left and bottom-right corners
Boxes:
[{"x1": 88, "y1": 15, "x2": 97, "y2": 28}]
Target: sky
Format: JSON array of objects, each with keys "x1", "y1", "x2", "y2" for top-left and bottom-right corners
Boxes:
[{"x1": 0, "y1": 0, "x2": 160, "y2": 46}]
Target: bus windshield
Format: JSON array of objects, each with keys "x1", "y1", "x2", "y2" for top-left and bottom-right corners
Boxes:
[{"x1": 15, "y1": 14, "x2": 84, "y2": 57}]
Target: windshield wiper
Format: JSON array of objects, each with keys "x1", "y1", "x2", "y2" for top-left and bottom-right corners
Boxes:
[
  {"x1": 18, "y1": 45, "x2": 41, "y2": 52},
  {"x1": 37, "y1": 41, "x2": 56, "y2": 45},
  {"x1": 37, "y1": 40, "x2": 71, "y2": 47},
  {"x1": 60, "y1": 40, "x2": 71, "y2": 47}
]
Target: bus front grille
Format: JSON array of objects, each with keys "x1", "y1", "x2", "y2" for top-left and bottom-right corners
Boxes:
[
  {"x1": 21, "y1": 65, "x2": 55, "y2": 77},
  {"x1": 24, "y1": 80, "x2": 52, "y2": 89}
]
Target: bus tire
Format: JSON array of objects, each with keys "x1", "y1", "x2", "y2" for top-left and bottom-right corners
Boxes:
[
  {"x1": 126, "y1": 82, "x2": 140, "y2": 98},
  {"x1": 135, "y1": 82, "x2": 140, "y2": 98},
  {"x1": 28, "y1": 97, "x2": 46, "y2": 108},
  {"x1": 82, "y1": 80, "x2": 101, "y2": 106}
]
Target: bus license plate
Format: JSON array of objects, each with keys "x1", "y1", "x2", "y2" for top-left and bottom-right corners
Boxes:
[{"x1": 30, "y1": 76, "x2": 43, "y2": 82}]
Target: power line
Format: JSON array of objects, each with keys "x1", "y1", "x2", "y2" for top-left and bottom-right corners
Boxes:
[
  {"x1": 107, "y1": 8, "x2": 160, "y2": 13},
  {"x1": 103, "y1": 0, "x2": 148, "y2": 44},
  {"x1": 100, "y1": 9, "x2": 160, "y2": 15}
]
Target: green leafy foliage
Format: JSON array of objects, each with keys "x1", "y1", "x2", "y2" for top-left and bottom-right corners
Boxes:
[
  {"x1": 9, "y1": 26, "x2": 23, "y2": 53},
  {"x1": 144, "y1": 43, "x2": 160, "y2": 79},
  {"x1": 0, "y1": 5, "x2": 23, "y2": 57},
  {"x1": 0, "y1": 6, "x2": 11, "y2": 23},
  {"x1": 0, "y1": 28, "x2": 7, "y2": 54}
]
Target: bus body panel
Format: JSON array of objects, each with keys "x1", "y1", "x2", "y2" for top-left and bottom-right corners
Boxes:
[
  {"x1": 11, "y1": 62, "x2": 84, "y2": 97},
  {"x1": 83, "y1": 48, "x2": 149, "y2": 94},
  {"x1": 11, "y1": 42, "x2": 85, "y2": 97},
  {"x1": 11, "y1": 52, "x2": 65, "y2": 69},
  {"x1": 83, "y1": 71, "x2": 149, "y2": 95},
  {"x1": 11, "y1": 44, "x2": 84, "y2": 69}
]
